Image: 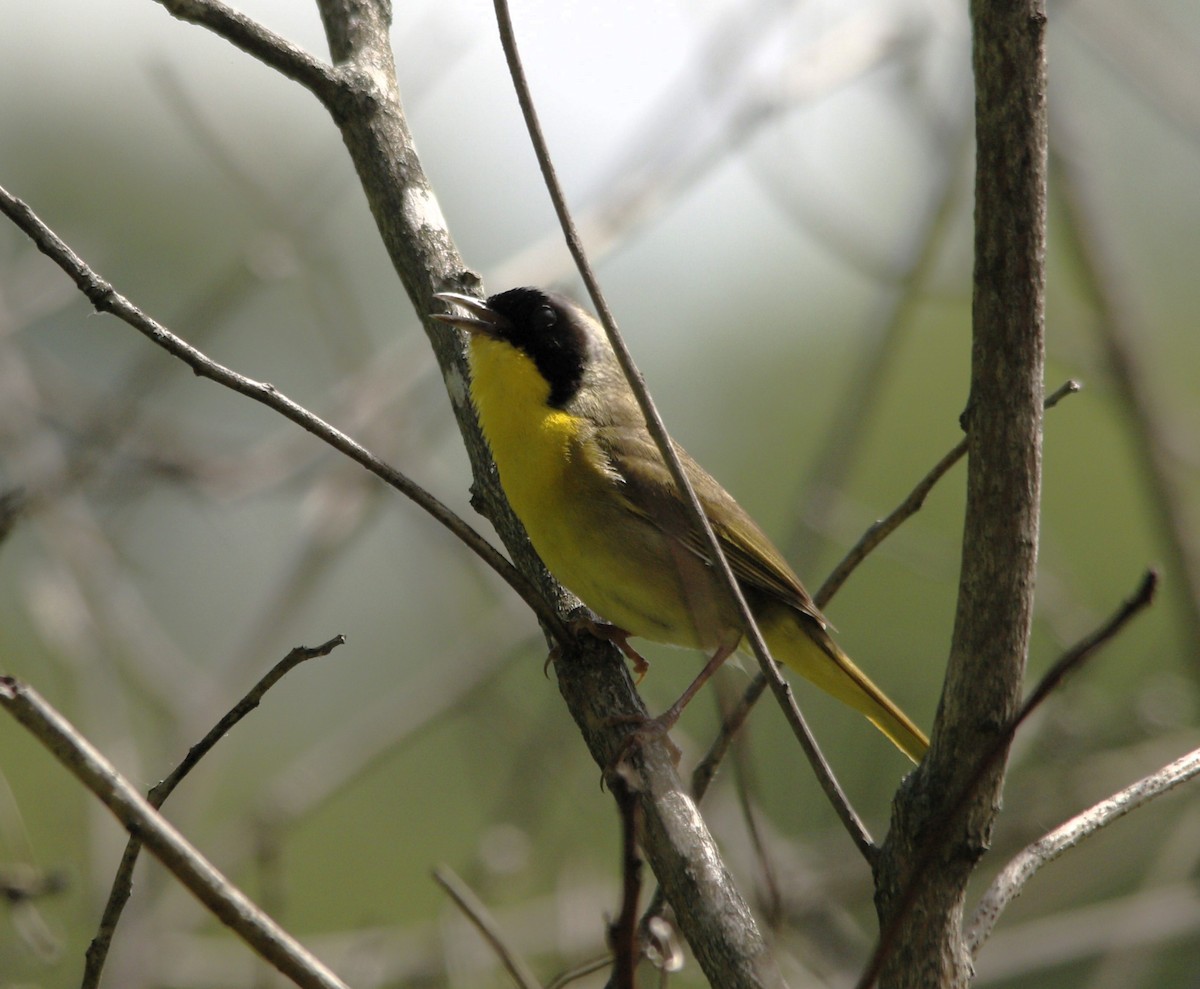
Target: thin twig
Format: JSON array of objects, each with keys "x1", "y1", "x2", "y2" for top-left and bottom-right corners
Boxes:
[
  {"x1": 82, "y1": 636, "x2": 345, "y2": 988},
  {"x1": 0, "y1": 184, "x2": 564, "y2": 645},
  {"x1": 729, "y1": 732, "x2": 783, "y2": 929},
  {"x1": 160, "y1": 626, "x2": 528, "y2": 905},
  {"x1": 819, "y1": 439, "x2": 967, "y2": 605},
  {"x1": 432, "y1": 866, "x2": 543, "y2": 989},
  {"x1": 966, "y1": 744, "x2": 1200, "y2": 954},
  {"x1": 494, "y1": 3, "x2": 916, "y2": 291},
  {"x1": 161, "y1": 636, "x2": 347, "y2": 801},
  {"x1": 151, "y1": 0, "x2": 344, "y2": 105},
  {"x1": 999, "y1": 571, "x2": 1157, "y2": 756},
  {"x1": 690, "y1": 681, "x2": 764, "y2": 805},
  {"x1": 491, "y1": 0, "x2": 870, "y2": 867},
  {"x1": 0, "y1": 677, "x2": 349, "y2": 989},
  {"x1": 818, "y1": 378, "x2": 1080, "y2": 606},
  {"x1": 856, "y1": 569, "x2": 1158, "y2": 989},
  {"x1": 544, "y1": 955, "x2": 613, "y2": 989}
]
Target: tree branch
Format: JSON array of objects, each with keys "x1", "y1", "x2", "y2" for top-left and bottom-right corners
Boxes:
[
  {"x1": 432, "y1": 866, "x2": 544, "y2": 989},
  {"x1": 95, "y1": 8, "x2": 788, "y2": 986},
  {"x1": 872, "y1": 0, "x2": 1049, "y2": 985},
  {"x1": 0, "y1": 183, "x2": 560, "y2": 642},
  {"x1": 690, "y1": 380, "x2": 1081, "y2": 853},
  {"x1": 301, "y1": 0, "x2": 574, "y2": 630},
  {"x1": 0, "y1": 677, "x2": 349, "y2": 989},
  {"x1": 966, "y1": 745, "x2": 1200, "y2": 953},
  {"x1": 152, "y1": 0, "x2": 344, "y2": 105},
  {"x1": 148, "y1": 4, "x2": 787, "y2": 987},
  {"x1": 82, "y1": 636, "x2": 345, "y2": 988},
  {"x1": 608, "y1": 769, "x2": 644, "y2": 989},
  {"x1": 491, "y1": 0, "x2": 849, "y2": 821},
  {"x1": 858, "y1": 565, "x2": 1155, "y2": 989},
  {"x1": 819, "y1": 378, "x2": 1080, "y2": 608}
]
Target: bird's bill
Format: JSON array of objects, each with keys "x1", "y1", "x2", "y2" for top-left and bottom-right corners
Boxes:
[{"x1": 431, "y1": 292, "x2": 505, "y2": 336}]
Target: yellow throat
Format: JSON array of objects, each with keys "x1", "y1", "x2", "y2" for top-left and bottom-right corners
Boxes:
[{"x1": 467, "y1": 334, "x2": 582, "y2": 528}]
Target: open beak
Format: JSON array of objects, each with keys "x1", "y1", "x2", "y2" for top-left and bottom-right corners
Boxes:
[{"x1": 431, "y1": 292, "x2": 507, "y2": 337}]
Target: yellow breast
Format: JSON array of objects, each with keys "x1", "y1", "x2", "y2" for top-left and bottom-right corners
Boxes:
[
  {"x1": 467, "y1": 335, "x2": 707, "y2": 646},
  {"x1": 468, "y1": 335, "x2": 580, "y2": 526}
]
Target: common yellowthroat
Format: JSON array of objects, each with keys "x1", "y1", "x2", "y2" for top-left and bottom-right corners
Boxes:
[{"x1": 433, "y1": 287, "x2": 928, "y2": 763}]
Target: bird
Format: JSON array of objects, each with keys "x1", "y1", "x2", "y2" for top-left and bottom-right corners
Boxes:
[{"x1": 432, "y1": 287, "x2": 928, "y2": 763}]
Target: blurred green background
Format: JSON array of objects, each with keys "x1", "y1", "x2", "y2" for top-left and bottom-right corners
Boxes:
[{"x1": 1, "y1": 1, "x2": 1198, "y2": 987}]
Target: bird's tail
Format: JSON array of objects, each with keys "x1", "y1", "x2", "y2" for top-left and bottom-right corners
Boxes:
[{"x1": 765, "y1": 616, "x2": 929, "y2": 763}]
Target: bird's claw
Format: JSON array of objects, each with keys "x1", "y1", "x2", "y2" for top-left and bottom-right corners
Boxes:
[
  {"x1": 604, "y1": 710, "x2": 684, "y2": 781},
  {"x1": 568, "y1": 616, "x2": 651, "y2": 682}
]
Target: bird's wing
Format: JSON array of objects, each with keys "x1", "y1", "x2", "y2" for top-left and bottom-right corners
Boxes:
[{"x1": 598, "y1": 426, "x2": 827, "y2": 628}]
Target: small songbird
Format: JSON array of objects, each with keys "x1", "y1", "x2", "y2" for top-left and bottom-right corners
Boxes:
[{"x1": 433, "y1": 287, "x2": 928, "y2": 762}]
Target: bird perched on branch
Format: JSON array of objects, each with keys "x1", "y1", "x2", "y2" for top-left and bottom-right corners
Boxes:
[{"x1": 434, "y1": 287, "x2": 927, "y2": 763}]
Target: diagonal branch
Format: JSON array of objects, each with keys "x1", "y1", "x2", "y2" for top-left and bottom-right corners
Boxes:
[
  {"x1": 859, "y1": 569, "x2": 1156, "y2": 989},
  {"x1": 491, "y1": 0, "x2": 870, "y2": 872},
  {"x1": 152, "y1": 0, "x2": 344, "y2": 105},
  {"x1": 691, "y1": 380, "x2": 1081, "y2": 835},
  {"x1": 966, "y1": 745, "x2": 1200, "y2": 953},
  {"x1": 0, "y1": 677, "x2": 349, "y2": 989},
  {"x1": 433, "y1": 866, "x2": 544, "y2": 989},
  {"x1": 818, "y1": 378, "x2": 1080, "y2": 608},
  {"x1": 82, "y1": 636, "x2": 346, "y2": 988},
  {"x1": 0, "y1": 184, "x2": 561, "y2": 643}
]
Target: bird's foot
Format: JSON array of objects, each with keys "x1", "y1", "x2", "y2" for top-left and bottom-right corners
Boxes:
[
  {"x1": 605, "y1": 708, "x2": 684, "y2": 775},
  {"x1": 552, "y1": 615, "x2": 650, "y2": 682}
]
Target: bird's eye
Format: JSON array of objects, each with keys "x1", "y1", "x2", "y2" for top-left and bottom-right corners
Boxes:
[{"x1": 532, "y1": 305, "x2": 557, "y2": 331}]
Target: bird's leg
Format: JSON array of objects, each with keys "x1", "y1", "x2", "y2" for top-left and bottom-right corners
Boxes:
[
  {"x1": 607, "y1": 638, "x2": 740, "y2": 770},
  {"x1": 650, "y1": 638, "x2": 739, "y2": 733}
]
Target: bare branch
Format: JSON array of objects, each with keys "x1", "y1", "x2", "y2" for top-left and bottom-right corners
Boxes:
[
  {"x1": 56, "y1": 9, "x2": 783, "y2": 986},
  {"x1": 162, "y1": 636, "x2": 347, "y2": 801},
  {"x1": 151, "y1": 0, "x2": 344, "y2": 105},
  {"x1": 967, "y1": 745, "x2": 1200, "y2": 953},
  {"x1": 432, "y1": 866, "x2": 544, "y2": 989},
  {"x1": 544, "y1": 955, "x2": 612, "y2": 989},
  {"x1": 0, "y1": 184, "x2": 561, "y2": 642},
  {"x1": 0, "y1": 677, "x2": 349, "y2": 989},
  {"x1": 82, "y1": 636, "x2": 345, "y2": 987},
  {"x1": 1010, "y1": 570, "x2": 1157, "y2": 735},
  {"x1": 818, "y1": 378, "x2": 1080, "y2": 606},
  {"x1": 860, "y1": 569, "x2": 1156, "y2": 989},
  {"x1": 689, "y1": 669, "x2": 875, "y2": 863},
  {"x1": 872, "y1": 0, "x2": 1050, "y2": 981},
  {"x1": 690, "y1": 380, "x2": 1082, "y2": 846}
]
